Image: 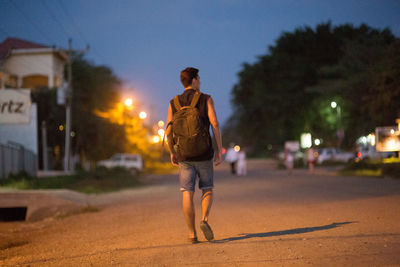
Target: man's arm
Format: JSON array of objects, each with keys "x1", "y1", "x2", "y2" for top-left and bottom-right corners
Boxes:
[
  {"x1": 207, "y1": 97, "x2": 222, "y2": 166},
  {"x1": 166, "y1": 103, "x2": 178, "y2": 166}
]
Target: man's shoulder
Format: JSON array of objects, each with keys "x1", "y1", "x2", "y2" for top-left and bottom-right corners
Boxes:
[
  {"x1": 201, "y1": 91, "x2": 211, "y2": 98},
  {"x1": 200, "y1": 92, "x2": 212, "y2": 102}
]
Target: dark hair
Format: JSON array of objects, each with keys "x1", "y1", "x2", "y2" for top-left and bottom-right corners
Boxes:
[{"x1": 180, "y1": 67, "x2": 199, "y2": 88}]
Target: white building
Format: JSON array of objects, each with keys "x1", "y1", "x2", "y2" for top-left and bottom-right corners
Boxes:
[
  {"x1": 0, "y1": 38, "x2": 67, "y2": 174},
  {"x1": 0, "y1": 37, "x2": 67, "y2": 89}
]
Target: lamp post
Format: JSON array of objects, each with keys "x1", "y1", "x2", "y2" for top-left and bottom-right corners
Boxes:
[{"x1": 331, "y1": 101, "x2": 344, "y2": 146}]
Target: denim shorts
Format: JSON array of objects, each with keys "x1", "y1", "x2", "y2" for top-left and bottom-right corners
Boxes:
[{"x1": 178, "y1": 160, "x2": 214, "y2": 192}]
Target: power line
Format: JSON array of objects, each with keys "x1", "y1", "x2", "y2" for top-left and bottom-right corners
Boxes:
[
  {"x1": 56, "y1": 0, "x2": 108, "y2": 64},
  {"x1": 8, "y1": 0, "x2": 54, "y2": 45},
  {"x1": 56, "y1": 0, "x2": 88, "y2": 45},
  {"x1": 40, "y1": 0, "x2": 71, "y2": 40}
]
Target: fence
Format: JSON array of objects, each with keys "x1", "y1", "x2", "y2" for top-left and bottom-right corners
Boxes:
[{"x1": 0, "y1": 143, "x2": 37, "y2": 179}]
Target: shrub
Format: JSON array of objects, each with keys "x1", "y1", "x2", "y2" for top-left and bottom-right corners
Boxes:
[
  {"x1": 382, "y1": 163, "x2": 400, "y2": 178},
  {"x1": 342, "y1": 159, "x2": 381, "y2": 171}
]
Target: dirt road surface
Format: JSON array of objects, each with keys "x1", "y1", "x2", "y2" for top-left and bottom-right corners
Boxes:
[{"x1": 1, "y1": 159, "x2": 400, "y2": 266}]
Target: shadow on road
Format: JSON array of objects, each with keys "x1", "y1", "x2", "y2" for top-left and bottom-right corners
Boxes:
[{"x1": 214, "y1": 222, "x2": 355, "y2": 243}]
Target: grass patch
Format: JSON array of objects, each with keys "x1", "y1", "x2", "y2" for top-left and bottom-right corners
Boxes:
[
  {"x1": 340, "y1": 169, "x2": 383, "y2": 177},
  {"x1": 338, "y1": 159, "x2": 400, "y2": 178},
  {"x1": 0, "y1": 167, "x2": 141, "y2": 194}
]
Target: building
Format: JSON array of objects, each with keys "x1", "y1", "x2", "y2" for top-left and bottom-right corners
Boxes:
[
  {"x1": 0, "y1": 37, "x2": 67, "y2": 89},
  {"x1": 0, "y1": 38, "x2": 67, "y2": 176}
]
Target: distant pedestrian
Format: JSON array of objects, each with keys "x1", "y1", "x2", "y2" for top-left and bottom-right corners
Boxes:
[
  {"x1": 165, "y1": 67, "x2": 222, "y2": 244},
  {"x1": 225, "y1": 143, "x2": 238, "y2": 175},
  {"x1": 307, "y1": 147, "x2": 316, "y2": 174},
  {"x1": 284, "y1": 148, "x2": 294, "y2": 175},
  {"x1": 237, "y1": 149, "x2": 247, "y2": 176}
]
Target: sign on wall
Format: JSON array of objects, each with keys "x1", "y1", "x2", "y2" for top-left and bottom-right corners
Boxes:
[
  {"x1": 375, "y1": 126, "x2": 400, "y2": 152},
  {"x1": 0, "y1": 89, "x2": 31, "y2": 124}
]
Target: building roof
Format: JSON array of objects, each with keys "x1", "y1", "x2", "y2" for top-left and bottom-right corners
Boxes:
[{"x1": 0, "y1": 37, "x2": 49, "y2": 60}]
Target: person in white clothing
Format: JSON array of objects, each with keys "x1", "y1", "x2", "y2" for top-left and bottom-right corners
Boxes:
[
  {"x1": 284, "y1": 148, "x2": 294, "y2": 175},
  {"x1": 225, "y1": 143, "x2": 238, "y2": 175},
  {"x1": 237, "y1": 150, "x2": 247, "y2": 176}
]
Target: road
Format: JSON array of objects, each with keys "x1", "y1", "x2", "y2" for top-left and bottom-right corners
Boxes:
[{"x1": 1, "y1": 159, "x2": 400, "y2": 266}]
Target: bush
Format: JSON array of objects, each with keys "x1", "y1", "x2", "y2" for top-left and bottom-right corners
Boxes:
[
  {"x1": 6, "y1": 171, "x2": 34, "y2": 181},
  {"x1": 382, "y1": 163, "x2": 400, "y2": 178},
  {"x1": 318, "y1": 160, "x2": 350, "y2": 166},
  {"x1": 342, "y1": 159, "x2": 381, "y2": 171},
  {"x1": 0, "y1": 167, "x2": 141, "y2": 194}
]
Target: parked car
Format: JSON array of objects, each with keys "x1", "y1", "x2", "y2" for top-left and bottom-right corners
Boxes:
[
  {"x1": 316, "y1": 148, "x2": 354, "y2": 164},
  {"x1": 97, "y1": 153, "x2": 143, "y2": 174},
  {"x1": 355, "y1": 145, "x2": 396, "y2": 161}
]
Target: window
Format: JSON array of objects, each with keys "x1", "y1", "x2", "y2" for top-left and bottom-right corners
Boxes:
[{"x1": 111, "y1": 155, "x2": 122, "y2": 161}]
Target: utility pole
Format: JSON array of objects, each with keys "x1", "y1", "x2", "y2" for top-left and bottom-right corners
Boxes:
[
  {"x1": 41, "y1": 121, "x2": 48, "y2": 171},
  {"x1": 64, "y1": 39, "x2": 89, "y2": 172}
]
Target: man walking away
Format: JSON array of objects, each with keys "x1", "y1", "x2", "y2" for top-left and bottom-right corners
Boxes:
[{"x1": 166, "y1": 67, "x2": 222, "y2": 244}]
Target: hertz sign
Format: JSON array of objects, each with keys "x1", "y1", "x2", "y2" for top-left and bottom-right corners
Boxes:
[{"x1": 0, "y1": 89, "x2": 31, "y2": 124}]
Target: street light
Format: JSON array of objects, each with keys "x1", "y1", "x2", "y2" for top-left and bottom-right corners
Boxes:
[
  {"x1": 124, "y1": 98, "x2": 133, "y2": 111},
  {"x1": 139, "y1": 111, "x2": 147, "y2": 119},
  {"x1": 158, "y1": 129, "x2": 165, "y2": 137},
  {"x1": 331, "y1": 101, "x2": 343, "y2": 146}
]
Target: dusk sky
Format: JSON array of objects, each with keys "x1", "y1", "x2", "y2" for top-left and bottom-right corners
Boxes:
[{"x1": 1, "y1": 0, "x2": 399, "y2": 125}]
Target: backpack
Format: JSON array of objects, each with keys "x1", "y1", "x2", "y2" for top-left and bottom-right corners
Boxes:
[{"x1": 166, "y1": 91, "x2": 210, "y2": 160}]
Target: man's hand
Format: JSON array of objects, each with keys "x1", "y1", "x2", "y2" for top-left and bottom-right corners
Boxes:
[
  {"x1": 214, "y1": 151, "x2": 222, "y2": 166},
  {"x1": 170, "y1": 153, "x2": 179, "y2": 167}
]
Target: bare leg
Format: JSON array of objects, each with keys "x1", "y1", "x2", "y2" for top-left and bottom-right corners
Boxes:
[
  {"x1": 182, "y1": 191, "x2": 196, "y2": 238},
  {"x1": 309, "y1": 162, "x2": 315, "y2": 174},
  {"x1": 201, "y1": 189, "x2": 213, "y2": 222}
]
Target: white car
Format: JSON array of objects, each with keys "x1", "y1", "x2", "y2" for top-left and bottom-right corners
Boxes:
[
  {"x1": 97, "y1": 153, "x2": 143, "y2": 174},
  {"x1": 316, "y1": 148, "x2": 354, "y2": 164}
]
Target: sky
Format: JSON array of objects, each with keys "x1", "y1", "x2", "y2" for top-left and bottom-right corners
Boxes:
[{"x1": 1, "y1": 0, "x2": 399, "y2": 126}]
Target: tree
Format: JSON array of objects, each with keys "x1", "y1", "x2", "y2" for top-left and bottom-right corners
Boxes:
[
  {"x1": 227, "y1": 23, "x2": 399, "y2": 155},
  {"x1": 71, "y1": 55, "x2": 126, "y2": 162}
]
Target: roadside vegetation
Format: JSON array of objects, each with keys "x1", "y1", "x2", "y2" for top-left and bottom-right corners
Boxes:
[
  {"x1": 0, "y1": 167, "x2": 141, "y2": 194},
  {"x1": 277, "y1": 157, "x2": 400, "y2": 178},
  {"x1": 339, "y1": 158, "x2": 400, "y2": 178},
  {"x1": 223, "y1": 23, "x2": 400, "y2": 156}
]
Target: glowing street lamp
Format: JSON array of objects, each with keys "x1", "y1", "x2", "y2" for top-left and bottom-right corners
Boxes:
[
  {"x1": 152, "y1": 135, "x2": 161, "y2": 143},
  {"x1": 331, "y1": 101, "x2": 343, "y2": 146},
  {"x1": 124, "y1": 98, "x2": 133, "y2": 107},
  {"x1": 158, "y1": 120, "x2": 165, "y2": 128},
  {"x1": 139, "y1": 111, "x2": 147, "y2": 119}
]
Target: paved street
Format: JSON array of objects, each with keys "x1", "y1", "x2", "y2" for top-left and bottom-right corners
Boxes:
[{"x1": 1, "y1": 159, "x2": 400, "y2": 266}]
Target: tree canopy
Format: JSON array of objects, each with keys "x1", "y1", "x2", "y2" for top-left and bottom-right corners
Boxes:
[
  {"x1": 71, "y1": 55, "x2": 126, "y2": 162},
  {"x1": 226, "y1": 22, "x2": 400, "y2": 155}
]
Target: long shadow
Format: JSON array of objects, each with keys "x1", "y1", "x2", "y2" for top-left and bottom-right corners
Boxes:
[{"x1": 214, "y1": 221, "x2": 355, "y2": 243}]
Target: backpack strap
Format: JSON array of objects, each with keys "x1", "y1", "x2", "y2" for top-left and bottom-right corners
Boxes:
[
  {"x1": 173, "y1": 95, "x2": 182, "y2": 110},
  {"x1": 162, "y1": 121, "x2": 172, "y2": 147},
  {"x1": 190, "y1": 91, "x2": 201, "y2": 108}
]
